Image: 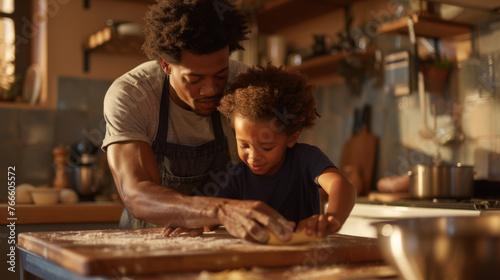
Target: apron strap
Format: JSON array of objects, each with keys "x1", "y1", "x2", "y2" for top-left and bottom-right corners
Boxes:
[
  {"x1": 154, "y1": 75, "x2": 170, "y2": 143},
  {"x1": 210, "y1": 110, "x2": 225, "y2": 141}
]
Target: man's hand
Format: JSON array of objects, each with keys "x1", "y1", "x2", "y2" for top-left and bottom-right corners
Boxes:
[
  {"x1": 295, "y1": 214, "x2": 341, "y2": 239},
  {"x1": 216, "y1": 200, "x2": 293, "y2": 244}
]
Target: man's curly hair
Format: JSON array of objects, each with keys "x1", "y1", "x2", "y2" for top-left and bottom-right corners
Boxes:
[
  {"x1": 142, "y1": 0, "x2": 248, "y2": 63},
  {"x1": 218, "y1": 64, "x2": 319, "y2": 135}
]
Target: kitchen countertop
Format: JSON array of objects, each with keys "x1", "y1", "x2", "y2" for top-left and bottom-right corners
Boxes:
[{"x1": 0, "y1": 201, "x2": 123, "y2": 225}]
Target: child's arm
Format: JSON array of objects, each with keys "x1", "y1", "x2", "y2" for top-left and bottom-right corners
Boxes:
[
  {"x1": 319, "y1": 167, "x2": 357, "y2": 226},
  {"x1": 296, "y1": 167, "x2": 356, "y2": 238}
]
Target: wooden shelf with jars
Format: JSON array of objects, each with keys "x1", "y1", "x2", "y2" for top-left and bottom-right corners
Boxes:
[
  {"x1": 83, "y1": 26, "x2": 146, "y2": 72},
  {"x1": 287, "y1": 49, "x2": 374, "y2": 86},
  {"x1": 376, "y1": 13, "x2": 472, "y2": 39},
  {"x1": 258, "y1": 0, "x2": 375, "y2": 85},
  {"x1": 82, "y1": 0, "x2": 153, "y2": 71}
]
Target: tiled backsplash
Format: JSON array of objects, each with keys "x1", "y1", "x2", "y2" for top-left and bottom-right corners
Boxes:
[{"x1": 0, "y1": 77, "x2": 113, "y2": 200}]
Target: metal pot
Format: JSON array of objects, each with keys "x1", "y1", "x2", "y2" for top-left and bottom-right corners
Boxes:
[
  {"x1": 372, "y1": 216, "x2": 500, "y2": 280},
  {"x1": 408, "y1": 164, "x2": 474, "y2": 198}
]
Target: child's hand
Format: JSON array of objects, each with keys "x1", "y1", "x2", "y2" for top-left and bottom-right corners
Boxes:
[
  {"x1": 162, "y1": 227, "x2": 204, "y2": 237},
  {"x1": 295, "y1": 214, "x2": 341, "y2": 238}
]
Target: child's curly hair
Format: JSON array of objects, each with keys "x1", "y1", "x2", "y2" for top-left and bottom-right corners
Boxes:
[
  {"x1": 219, "y1": 65, "x2": 319, "y2": 135},
  {"x1": 142, "y1": 0, "x2": 248, "y2": 63}
]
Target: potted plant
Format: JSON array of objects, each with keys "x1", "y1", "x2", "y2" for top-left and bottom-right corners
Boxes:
[{"x1": 420, "y1": 55, "x2": 452, "y2": 95}]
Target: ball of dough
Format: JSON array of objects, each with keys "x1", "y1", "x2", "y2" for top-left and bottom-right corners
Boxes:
[
  {"x1": 266, "y1": 229, "x2": 320, "y2": 245},
  {"x1": 15, "y1": 184, "x2": 36, "y2": 204},
  {"x1": 60, "y1": 189, "x2": 79, "y2": 204}
]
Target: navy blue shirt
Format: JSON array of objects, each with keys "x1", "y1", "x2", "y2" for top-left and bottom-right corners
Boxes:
[{"x1": 216, "y1": 143, "x2": 335, "y2": 224}]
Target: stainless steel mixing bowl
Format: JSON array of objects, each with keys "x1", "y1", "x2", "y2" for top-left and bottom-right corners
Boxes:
[{"x1": 372, "y1": 215, "x2": 500, "y2": 280}]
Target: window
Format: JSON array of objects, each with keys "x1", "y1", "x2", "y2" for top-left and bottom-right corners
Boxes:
[
  {"x1": 0, "y1": 0, "x2": 31, "y2": 101},
  {"x1": 0, "y1": 0, "x2": 15, "y2": 100}
]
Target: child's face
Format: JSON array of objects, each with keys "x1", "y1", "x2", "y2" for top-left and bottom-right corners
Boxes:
[{"x1": 233, "y1": 115, "x2": 299, "y2": 177}]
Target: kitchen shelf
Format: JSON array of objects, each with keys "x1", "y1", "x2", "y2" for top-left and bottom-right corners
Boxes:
[
  {"x1": 257, "y1": 0, "x2": 352, "y2": 33},
  {"x1": 83, "y1": 27, "x2": 145, "y2": 72},
  {"x1": 287, "y1": 50, "x2": 372, "y2": 84},
  {"x1": 83, "y1": 0, "x2": 155, "y2": 9},
  {"x1": 0, "y1": 202, "x2": 123, "y2": 225},
  {"x1": 0, "y1": 101, "x2": 51, "y2": 109},
  {"x1": 376, "y1": 13, "x2": 472, "y2": 39}
]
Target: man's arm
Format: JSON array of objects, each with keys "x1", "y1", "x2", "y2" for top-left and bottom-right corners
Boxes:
[{"x1": 106, "y1": 140, "x2": 293, "y2": 243}]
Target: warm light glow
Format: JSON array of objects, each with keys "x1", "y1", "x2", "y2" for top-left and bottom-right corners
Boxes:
[
  {"x1": 96, "y1": 31, "x2": 104, "y2": 46},
  {"x1": 0, "y1": 0, "x2": 14, "y2": 14},
  {"x1": 103, "y1": 27, "x2": 111, "y2": 42},
  {"x1": 0, "y1": 17, "x2": 15, "y2": 94},
  {"x1": 89, "y1": 34, "x2": 97, "y2": 49}
]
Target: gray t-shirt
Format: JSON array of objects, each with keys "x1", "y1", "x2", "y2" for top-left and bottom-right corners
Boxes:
[{"x1": 102, "y1": 60, "x2": 247, "y2": 163}]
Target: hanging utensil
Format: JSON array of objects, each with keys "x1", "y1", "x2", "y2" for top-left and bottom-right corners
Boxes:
[
  {"x1": 408, "y1": 17, "x2": 434, "y2": 139},
  {"x1": 418, "y1": 72, "x2": 434, "y2": 139},
  {"x1": 431, "y1": 103, "x2": 441, "y2": 165}
]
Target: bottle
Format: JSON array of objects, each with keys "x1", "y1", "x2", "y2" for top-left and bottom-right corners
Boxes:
[{"x1": 52, "y1": 145, "x2": 69, "y2": 189}]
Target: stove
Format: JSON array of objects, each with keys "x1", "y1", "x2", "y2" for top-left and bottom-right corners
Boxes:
[
  {"x1": 359, "y1": 197, "x2": 500, "y2": 211},
  {"x1": 339, "y1": 197, "x2": 500, "y2": 238}
]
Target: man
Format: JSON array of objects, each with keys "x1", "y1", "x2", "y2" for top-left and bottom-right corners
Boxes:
[{"x1": 102, "y1": 0, "x2": 293, "y2": 244}]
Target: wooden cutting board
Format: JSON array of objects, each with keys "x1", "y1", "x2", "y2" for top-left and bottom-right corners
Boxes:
[
  {"x1": 340, "y1": 125, "x2": 378, "y2": 196},
  {"x1": 18, "y1": 228, "x2": 382, "y2": 278}
]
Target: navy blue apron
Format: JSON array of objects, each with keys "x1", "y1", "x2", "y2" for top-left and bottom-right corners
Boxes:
[{"x1": 119, "y1": 75, "x2": 232, "y2": 229}]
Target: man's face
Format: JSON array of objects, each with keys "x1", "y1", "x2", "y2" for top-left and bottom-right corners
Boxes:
[{"x1": 161, "y1": 47, "x2": 230, "y2": 116}]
